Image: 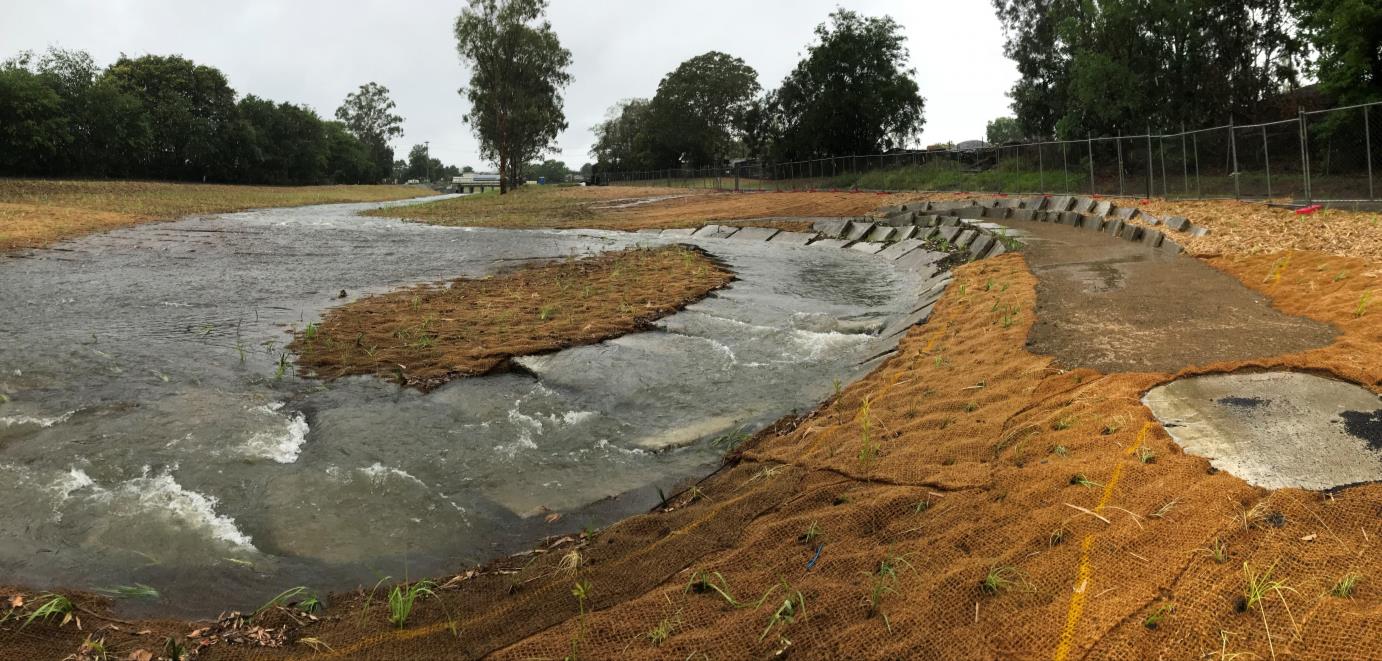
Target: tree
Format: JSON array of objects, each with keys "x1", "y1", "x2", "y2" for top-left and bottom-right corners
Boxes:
[
  {"x1": 641, "y1": 52, "x2": 760, "y2": 168},
  {"x1": 103, "y1": 54, "x2": 238, "y2": 180},
  {"x1": 335, "y1": 82, "x2": 404, "y2": 182},
  {"x1": 992, "y1": 0, "x2": 1304, "y2": 137},
  {"x1": 454, "y1": 0, "x2": 573, "y2": 193},
  {"x1": 590, "y1": 98, "x2": 651, "y2": 170},
  {"x1": 1293, "y1": 0, "x2": 1382, "y2": 105},
  {"x1": 529, "y1": 158, "x2": 569, "y2": 182},
  {"x1": 404, "y1": 143, "x2": 434, "y2": 181},
  {"x1": 324, "y1": 121, "x2": 376, "y2": 184},
  {"x1": 235, "y1": 96, "x2": 329, "y2": 185},
  {"x1": 986, "y1": 116, "x2": 1024, "y2": 144},
  {"x1": 772, "y1": 9, "x2": 926, "y2": 160},
  {"x1": 0, "y1": 67, "x2": 68, "y2": 175}
]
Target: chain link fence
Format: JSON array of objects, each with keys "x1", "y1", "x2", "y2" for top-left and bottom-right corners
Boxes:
[{"x1": 596, "y1": 100, "x2": 1382, "y2": 204}]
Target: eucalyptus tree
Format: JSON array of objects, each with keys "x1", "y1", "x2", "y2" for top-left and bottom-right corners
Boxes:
[
  {"x1": 454, "y1": 0, "x2": 572, "y2": 193},
  {"x1": 335, "y1": 82, "x2": 405, "y2": 182}
]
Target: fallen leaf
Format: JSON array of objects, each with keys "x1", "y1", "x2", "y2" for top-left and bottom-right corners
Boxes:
[
  {"x1": 7, "y1": 595, "x2": 22, "y2": 609},
  {"x1": 1300, "y1": 533, "x2": 1317, "y2": 542},
  {"x1": 544, "y1": 512, "x2": 562, "y2": 523}
]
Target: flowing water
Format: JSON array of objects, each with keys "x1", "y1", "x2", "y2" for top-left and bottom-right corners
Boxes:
[{"x1": 0, "y1": 197, "x2": 922, "y2": 616}]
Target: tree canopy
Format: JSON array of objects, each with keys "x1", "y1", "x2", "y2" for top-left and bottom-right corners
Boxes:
[
  {"x1": 0, "y1": 47, "x2": 401, "y2": 184},
  {"x1": 641, "y1": 51, "x2": 760, "y2": 168},
  {"x1": 335, "y1": 82, "x2": 405, "y2": 181},
  {"x1": 986, "y1": 116, "x2": 1024, "y2": 144},
  {"x1": 769, "y1": 9, "x2": 926, "y2": 160},
  {"x1": 455, "y1": 0, "x2": 572, "y2": 193},
  {"x1": 1293, "y1": 0, "x2": 1382, "y2": 105}
]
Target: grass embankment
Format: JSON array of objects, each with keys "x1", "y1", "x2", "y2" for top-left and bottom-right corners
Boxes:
[
  {"x1": 0, "y1": 179, "x2": 430, "y2": 250},
  {"x1": 290, "y1": 245, "x2": 734, "y2": 390},
  {"x1": 367, "y1": 184, "x2": 934, "y2": 232}
]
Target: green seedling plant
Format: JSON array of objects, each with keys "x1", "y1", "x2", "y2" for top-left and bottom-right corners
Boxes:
[
  {"x1": 1053, "y1": 415, "x2": 1075, "y2": 431},
  {"x1": 1136, "y1": 446, "x2": 1157, "y2": 464},
  {"x1": 760, "y1": 583, "x2": 806, "y2": 642},
  {"x1": 74, "y1": 634, "x2": 109, "y2": 660},
  {"x1": 685, "y1": 571, "x2": 767, "y2": 609},
  {"x1": 914, "y1": 499, "x2": 932, "y2": 514},
  {"x1": 1070, "y1": 473, "x2": 1102, "y2": 488},
  {"x1": 1144, "y1": 602, "x2": 1174, "y2": 629},
  {"x1": 1149, "y1": 499, "x2": 1178, "y2": 519},
  {"x1": 23, "y1": 592, "x2": 77, "y2": 629},
  {"x1": 799, "y1": 520, "x2": 822, "y2": 545},
  {"x1": 1356, "y1": 291, "x2": 1373, "y2": 317},
  {"x1": 1330, "y1": 572, "x2": 1361, "y2": 598},
  {"x1": 274, "y1": 352, "x2": 290, "y2": 380},
  {"x1": 388, "y1": 580, "x2": 436, "y2": 629},
  {"x1": 570, "y1": 579, "x2": 592, "y2": 660},
  {"x1": 255, "y1": 586, "x2": 308, "y2": 617},
  {"x1": 539, "y1": 305, "x2": 558, "y2": 321},
  {"x1": 1197, "y1": 538, "x2": 1229, "y2": 564},
  {"x1": 1052, "y1": 445, "x2": 1069, "y2": 457},
  {"x1": 647, "y1": 610, "x2": 680, "y2": 647},
  {"x1": 980, "y1": 566, "x2": 1030, "y2": 596},
  {"x1": 1239, "y1": 561, "x2": 1299, "y2": 661}
]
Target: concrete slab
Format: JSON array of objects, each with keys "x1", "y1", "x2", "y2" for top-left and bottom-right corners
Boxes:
[
  {"x1": 1140, "y1": 228, "x2": 1165, "y2": 248},
  {"x1": 877, "y1": 239, "x2": 925, "y2": 260},
  {"x1": 1190, "y1": 225, "x2": 1211, "y2": 237},
  {"x1": 811, "y1": 219, "x2": 852, "y2": 237},
  {"x1": 1105, "y1": 219, "x2": 1126, "y2": 237},
  {"x1": 1143, "y1": 372, "x2": 1382, "y2": 490},
  {"x1": 955, "y1": 207, "x2": 985, "y2": 219},
  {"x1": 1082, "y1": 216, "x2": 1106, "y2": 231},
  {"x1": 660, "y1": 228, "x2": 697, "y2": 237},
  {"x1": 981, "y1": 206, "x2": 1010, "y2": 219},
  {"x1": 936, "y1": 226, "x2": 963, "y2": 244},
  {"x1": 913, "y1": 214, "x2": 940, "y2": 227},
  {"x1": 809, "y1": 238, "x2": 851, "y2": 249},
  {"x1": 727, "y1": 226, "x2": 779, "y2": 241},
  {"x1": 1120, "y1": 225, "x2": 1144, "y2": 242},
  {"x1": 1071, "y1": 196, "x2": 1095, "y2": 212},
  {"x1": 1057, "y1": 211, "x2": 1082, "y2": 225},
  {"x1": 1160, "y1": 238, "x2": 1183, "y2": 254},
  {"x1": 767, "y1": 231, "x2": 816, "y2": 246},
  {"x1": 895, "y1": 249, "x2": 947, "y2": 271},
  {"x1": 989, "y1": 242, "x2": 1008, "y2": 257},
  {"x1": 866, "y1": 226, "x2": 897, "y2": 242},
  {"x1": 691, "y1": 224, "x2": 739, "y2": 238},
  {"x1": 1091, "y1": 200, "x2": 1114, "y2": 216},
  {"x1": 848, "y1": 241, "x2": 887, "y2": 255},
  {"x1": 636, "y1": 228, "x2": 662, "y2": 234},
  {"x1": 1048, "y1": 195, "x2": 1074, "y2": 211},
  {"x1": 882, "y1": 303, "x2": 936, "y2": 338},
  {"x1": 939, "y1": 216, "x2": 963, "y2": 227},
  {"x1": 1113, "y1": 206, "x2": 1137, "y2": 220}
]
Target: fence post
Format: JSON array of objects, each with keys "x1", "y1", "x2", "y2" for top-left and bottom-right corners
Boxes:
[
  {"x1": 1087, "y1": 135, "x2": 1095, "y2": 195},
  {"x1": 1062, "y1": 141, "x2": 1069, "y2": 193},
  {"x1": 1229, "y1": 119, "x2": 1240, "y2": 200},
  {"x1": 1262, "y1": 125, "x2": 1272, "y2": 199},
  {"x1": 1145, "y1": 126, "x2": 1154, "y2": 200},
  {"x1": 1038, "y1": 143, "x2": 1045, "y2": 193},
  {"x1": 1159, "y1": 133, "x2": 1168, "y2": 198},
  {"x1": 1181, "y1": 125, "x2": 1189, "y2": 196},
  {"x1": 1116, "y1": 130, "x2": 1124, "y2": 195},
  {"x1": 1366, "y1": 104, "x2": 1374, "y2": 201},
  {"x1": 1298, "y1": 107, "x2": 1311, "y2": 203},
  {"x1": 1193, "y1": 132, "x2": 1201, "y2": 197}
]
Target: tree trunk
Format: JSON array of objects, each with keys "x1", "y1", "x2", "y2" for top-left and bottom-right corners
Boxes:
[{"x1": 499, "y1": 113, "x2": 509, "y2": 195}]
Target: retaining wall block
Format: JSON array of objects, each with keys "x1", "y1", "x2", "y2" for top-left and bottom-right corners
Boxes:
[
  {"x1": 1011, "y1": 209, "x2": 1037, "y2": 222},
  {"x1": 767, "y1": 231, "x2": 815, "y2": 246},
  {"x1": 810, "y1": 238, "x2": 852, "y2": 249},
  {"x1": 1121, "y1": 225, "x2": 1145, "y2": 242},
  {"x1": 1190, "y1": 225, "x2": 1211, "y2": 237},
  {"x1": 937, "y1": 226, "x2": 963, "y2": 244},
  {"x1": 956, "y1": 207, "x2": 985, "y2": 219},
  {"x1": 866, "y1": 225, "x2": 897, "y2": 242},
  {"x1": 1058, "y1": 211, "x2": 1082, "y2": 225},
  {"x1": 879, "y1": 205, "x2": 904, "y2": 215},
  {"x1": 1091, "y1": 200, "x2": 1114, "y2": 216},
  {"x1": 981, "y1": 206, "x2": 1010, "y2": 219},
  {"x1": 1161, "y1": 238, "x2": 1183, "y2": 254},
  {"x1": 1162, "y1": 216, "x2": 1191, "y2": 232},
  {"x1": 811, "y1": 219, "x2": 851, "y2": 237},
  {"x1": 954, "y1": 229, "x2": 979, "y2": 248},
  {"x1": 968, "y1": 234, "x2": 997, "y2": 258},
  {"x1": 883, "y1": 211, "x2": 916, "y2": 227},
  {"x1": 893, "y1": 226, "x2": 920, "y2": 241},
  {"x1": 894, "y1": 249, "x2": 946, "y2": 271},
  {"x1": 913, "y1": 214, "x2": 939, "y2": 227},
  {"x1": 1105, "y1": 219, "x2": 1126, "y2": 237},
  {"x1": 1048, "y1": 195, "x2": 1074, "y2": 211},
  {"x1": 1081, "y1": 216, "x2": 1106, "y2": 232},
  {"x1": 844, "y1": 222, "x2": 876, "y2": 241},
  {"x1": 691, "y1": 224, "x2": 739, "y2": 238},
  {"x1": 1140, "y1": 228, "x2": 1165, "y2": 248},
  {"x1": 939, "y1": 216, "x2": 962, "y2": 227},
  {"x1": 729, "y1": 226, "x2": 780, "y2": 241},
  {"x1": 1071, "y1": 196, "x2": 1095, "y2": 212},
  {"x1": 1113, "y1": 207, "x2": 1138, "y2": 221}
]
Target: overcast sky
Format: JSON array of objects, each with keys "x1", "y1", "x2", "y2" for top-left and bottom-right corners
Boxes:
[{"x1": 2, "y1": 0, "x2": 1019, "y2": 170}]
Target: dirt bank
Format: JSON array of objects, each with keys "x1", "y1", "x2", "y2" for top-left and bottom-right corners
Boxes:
[
  {"x1": 290, "y1": 245, "x2": 734, "y2": 390},
  {"x1": 4, "y1": 199, "x2": 1382, "y2": 661},
  {"x1": 0, "y1": 179, "x2": 430, "y2": 251},
  {"x1": 366, "y1": 185, "x2": 953, "y2": 232}
]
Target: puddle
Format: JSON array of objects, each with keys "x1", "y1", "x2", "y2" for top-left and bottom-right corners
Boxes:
[
  {"x1": 1143, "y1": 371, "x2": 1382, "y2": 490},
  {"x1": 0, "y1": 198, "x2": 923, "y2": 615}
]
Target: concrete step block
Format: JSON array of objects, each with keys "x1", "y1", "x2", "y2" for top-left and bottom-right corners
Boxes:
[
  {"x1": 939, "y1": 216, "x2": 963, "y2": 227},
  {"x1": 954, "y1": 229, "x2": 979, "y2": 248},
  {"x1": 1163, "y1": 216, "x2": 1190, "y2": 232},
  {"x1": 894, "y1": 249, "x2": 947, "y2": 270},
  {"x1": 936, "y1": 226, "x2": 963, "y2": 244},
  {"x1": 843, "y1": 221, "x2": 876, "y2": 241},
  {"x1": 729, "y1": 226, "x2": 779, "y2": 241},
  {"x1": 981, "y1": 206, "x2": 1011, "y2": 219},
  {"x1": 811, "y1": 219, "x2": 851, "y2": 237},
  {"x1": 866, "y1": 226, "x2": 898, "y2": 242},
  {"x1": 767, "y1": 231, "x2": 815, "y2": 246},
  {"x1": 968, "y1": 233, "x2": 997, "y2": 258},
  {"x1": 955, "y1": 207, "x2": 985, "y2": 219},
  {"x1": 1091, "y1": 200, "x2": 1114, "y2": 216},
  {"x1": 692, "y1": 224, "x2": 739, "y2": 238},
  {"x1": 1140, "y1": 228, "x2": 1165, "y2": 248},
  {"x1": 661, "y1": 228, "x2": 697, "y2": 237},
  {"x1": 809, "y1": 238, "x2": 851, "y2": 249},
  {"x1": 893, "y1": 226, "x2": 921, "y2": 241},
  {"x1": 849, "y1": 241, "x2": 887, "y2": 255}
]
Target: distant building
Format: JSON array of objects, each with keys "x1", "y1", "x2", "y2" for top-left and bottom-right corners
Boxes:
[{"x1": 451, "y1": 172, "x2": 502, "y2": 194}]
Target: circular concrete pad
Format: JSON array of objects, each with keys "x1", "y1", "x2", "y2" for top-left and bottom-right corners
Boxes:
[{"x1": 1143, "y1": 371, "x2": 1382, "y2": 490}]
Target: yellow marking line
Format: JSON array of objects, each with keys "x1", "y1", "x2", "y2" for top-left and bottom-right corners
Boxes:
[{"x1": 1052, "y1": 422, "x2": 1151, "y2": 661}]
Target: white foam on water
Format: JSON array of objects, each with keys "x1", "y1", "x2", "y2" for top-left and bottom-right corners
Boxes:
[
  {"x1": 51, "y1": 467, "x2": 94, "y2": 501},
  {"x1": 0, "y1": 410, "x2": 74, "y2": 428},
  {"x1": 241, "y1": 411, "x2": 310, "y2": 463},
  {"x1": 553, "y1": 410, "x2": 596, "y2": 426},
  {"x1": 359, "y1": 462, "x2": 427, "y2": 488},
  {"x1": 91, "y1": 471, "x2": 257, "y2": 551},
  {"x1": 787, "y1": 329, "x2": 869, "y2": 360}
]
